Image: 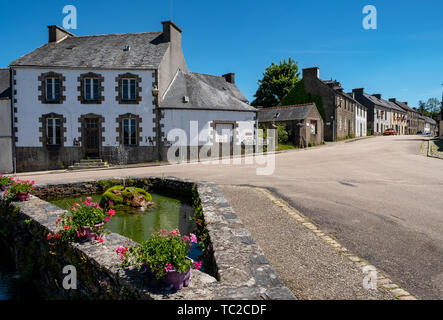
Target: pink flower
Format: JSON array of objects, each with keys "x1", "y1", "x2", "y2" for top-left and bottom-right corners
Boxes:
[
  {"x1": 193, "y1": 261, "x2": 202, "y2": 270},
  {"x1": 108, "y1": 209, "x2": 116, "y2": 217},
  {"x1": 169, "y1": 229, "x2": 180, "y2": 237},
  {"x1": 182, "y1": 235, "x2": 190, "y2": 242},
  {"x1": 86, "y1": 196, "x2": 92, "y2": 202},
  {"x1": 190, "y1": 234, "x2": 198, "y2": 244},
  {"x1": 97, "y1": 237, "x2": 104, "y2": 243},
  {"x1": 108, "y1": 201, "x2": 114, "y2": 206},
  {"x1": 164, "y1": 264, "x2": 174, "y2": 272},
  {"x1": 105, "y1": 217, "x2": 110, "y2": 223},
  {"x1": 46, "y1": 233, "x2": 52, "y2": 241}
]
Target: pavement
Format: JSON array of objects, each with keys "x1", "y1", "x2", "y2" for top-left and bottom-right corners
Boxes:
[{"x1": 13, "y1": 135, "x2": 443, "y2": 300}]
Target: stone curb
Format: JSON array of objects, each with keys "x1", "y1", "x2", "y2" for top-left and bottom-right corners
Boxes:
[{"x1": 252, "y1": 187, "x2": 418, "y2": 301}]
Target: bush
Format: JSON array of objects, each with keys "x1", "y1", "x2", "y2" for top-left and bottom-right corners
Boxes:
[
  {"x1": 100, "y1": 186, "x2": 152, "y2": 207},
  {"x1": 277, "y1": 123, "x2": 289, "y2": 144}
]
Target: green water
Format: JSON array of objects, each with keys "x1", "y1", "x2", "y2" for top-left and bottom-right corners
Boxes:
[{"x1": 49, "y1": 193, "x2": 196, "y2": 243}]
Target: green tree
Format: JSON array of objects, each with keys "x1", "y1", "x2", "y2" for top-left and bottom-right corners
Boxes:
[
  {"x1": 425, "y1": 98, "x2": 441, "y2": 115},
  {"x1": 251, "y1": 58, "x2": 300, "y2": 108},
  {"x1": 280, "y1": 81, "x2": 326, "y2": 121}
]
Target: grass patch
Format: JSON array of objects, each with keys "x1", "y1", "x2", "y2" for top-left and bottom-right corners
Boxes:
[{"x1": 277, "y1": 143, "x2": 297, "y2": 151}]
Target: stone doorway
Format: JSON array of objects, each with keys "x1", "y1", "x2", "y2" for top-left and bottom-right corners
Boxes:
[{"x1": 79, "y1": 114, "x2": 104, "y2": 159}]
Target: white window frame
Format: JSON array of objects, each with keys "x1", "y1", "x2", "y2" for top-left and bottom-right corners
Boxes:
[
  {"x1": 122, "y1": 78, "x2": 136, "y2": 101},
  {"x1": 46, "y1": 78, "x2": 60, "y2": 101},
  {"x1": 46, "y1": 118, "x2": 61, "y2": 145},
  {"x1": 84, "y1": 78, "x2": 99, "y2": 101},
  {"x1": 122, "y1": 118, "x2": 137, "y2": 146}
]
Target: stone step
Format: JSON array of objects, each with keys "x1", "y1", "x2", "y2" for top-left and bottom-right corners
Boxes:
[
  {"x1": 68, "y1": 160, "x2": 109, "y2": 170},
  {"x1": 80, "y1": 159, "x2": 104, "y2": 163}
]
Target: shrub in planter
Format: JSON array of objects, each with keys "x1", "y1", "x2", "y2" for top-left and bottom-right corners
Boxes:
[
  {"x1": 117, "y1": 229, "x2": 202, "y2": 290},
  {"x1": 47, "y1": 197, "x2": 115, "y2": 243},
  {"x1": 5, "y1": 178, "x2": 36, "y2": 201}
]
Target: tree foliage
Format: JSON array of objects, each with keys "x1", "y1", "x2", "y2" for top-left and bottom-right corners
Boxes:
[
  {"x1": 418, "y1": 98, "x2": 441, "y2": 118},
  {"x1": 251, "y1": 58, "x2": 300, "y2": 108},
  {"x1": 280, "y1": 81, "x2": 326, "y2": 121}
]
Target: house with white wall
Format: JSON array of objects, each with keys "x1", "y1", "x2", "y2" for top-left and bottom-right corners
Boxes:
[
  {"x1": 352, "y1": 88, "x2": 390, "y2": 135},
  {"x1": 353, "y1": 98, "x2": 367, "y2": 137},
  {"x1": 8, "y1": 21, "x2": 256, "y2": 172}
]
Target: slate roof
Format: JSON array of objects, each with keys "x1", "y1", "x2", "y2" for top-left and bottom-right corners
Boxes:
[
  {"x1": 160, "y1": 71, "x2": 256, "y2": 112},
  {"x1": 257, "y1": 104, "x2": 317, "y2": 122},
  {"x1": 391, "y1": 100, "x2": 417, "y2": 113},
  {"x1": 380, "y1": 97, "x2": 406, "y2": 113},
  {"x1": 0, "y1": 69, "x2": 11, "y2": 100},
  {"x1": 10, "y1": 32, "x2": 169, "y2": 69}
]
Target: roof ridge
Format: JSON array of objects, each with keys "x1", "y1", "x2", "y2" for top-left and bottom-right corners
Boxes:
[
  {"x1": 261, "y1": 103, "x2": 315, "y2": 110},
  {"x1": 71, "y1": 31, "x2": 162, "y2": 39}
]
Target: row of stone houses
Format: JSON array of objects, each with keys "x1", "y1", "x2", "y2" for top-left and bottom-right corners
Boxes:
[
  {"x1": 0, "y1": 21, "x2": 257, "y2": 173},
  {"x1": 301, "y1": 67, "x2": 437, "y2": 140}
]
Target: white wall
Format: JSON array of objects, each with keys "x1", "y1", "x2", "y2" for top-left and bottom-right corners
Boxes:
[
  {"x1": 373, "y1": 106, "x2": 390, "y2": 134},
  {"x1": 13, "y1": 67, "x2": 156, "y2": 147},
  {"x1": 0, "y1": 99, "x2": 13, "y2": 173},
  {"x1": 162, "y1": 109, "x2": 256, "y2": 146},
  {"x1": 355, "y1": 105, "x2": 367, "y2": 137}
]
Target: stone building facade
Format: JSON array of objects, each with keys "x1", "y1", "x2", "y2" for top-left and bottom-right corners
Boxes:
[
  {"x1": 8, "y1": 22, "x2": 256, "y2": 172},
  {"x1": 302, "y1": 67, "x2": 355, "y2": 141},
  {"x1": 257, "y1": 103, "x2": 324, "y2": 147},
  {"x1": 352, "y1": 89, "x2": 391, "y2": 135},
  {"x1": 390, "y1": 99, "x2": 419, "y2": 135}
]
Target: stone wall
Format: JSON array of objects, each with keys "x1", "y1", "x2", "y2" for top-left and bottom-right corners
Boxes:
[{"x1": 0, "y1": 177, "x2": 295, "y2": 300}]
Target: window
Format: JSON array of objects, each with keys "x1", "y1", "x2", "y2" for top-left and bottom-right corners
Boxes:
[
  {"x1": 84, "y1": 78, "x2": 99, "y2": 101},
  {"x1": 116, "y1": 73, "x2": 141, "y2": 104},
  {"x1": 122, "y1": 79, "x2": 136, "y2": 101},
  {"x1": 311, "y1": 120, "x2": 317, "y2": 134},
  {"x1": 46, "y1": 78, "x2": 60, "y2": 102},
  {"x1": 46, "y1": 118, "x2": 61, "y2": 145},
  {"x1": 123, "y1": 118, "x2": 137, "y2": 145}
]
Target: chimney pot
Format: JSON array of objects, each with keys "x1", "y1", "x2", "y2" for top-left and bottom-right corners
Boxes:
[
  {"x1": 374, "y1": 94, "x2": 382, "y2": 99},
  {"x1": 161, "y1": 20, "x2": 182, "y2": 44}
]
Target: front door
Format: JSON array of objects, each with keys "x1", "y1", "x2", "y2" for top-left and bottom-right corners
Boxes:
[
  {"x1": 215, "y1": 123, "x2": 234, "y2": 158},
  {"x1": 84, "y1": 118, "x2": 100, "y2": 157}
]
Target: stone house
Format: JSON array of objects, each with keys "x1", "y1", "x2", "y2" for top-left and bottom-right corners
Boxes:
[
  {"x1": 389, "y1": 99, "x2": 419, "y2": 135},
  {"x1": 257, "y1": 103, "x2": 324, "y2": 147},
  {"x1": 418, "y1": 115, "x2": 426, "y2": 133},
  {"x1": 302, "y1": 67, "x2": 355, "y2": 141},
  {"x1": 382, "y1": 98, "x2": 407, "y2": 135},
  {"x1": 352, "y1": 89, "x2": 391, "y2": 135},
  {"x1": 8, "y1": 21, "x2": 257, "y2": 172},
  {"x1": 0, "y1": 69, "x2": 13, "y2": 173}
]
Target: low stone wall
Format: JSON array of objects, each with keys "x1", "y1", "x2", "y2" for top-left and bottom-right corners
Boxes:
[{"x1": 0, "y1": 177, "x2": 295, "y2": 300}]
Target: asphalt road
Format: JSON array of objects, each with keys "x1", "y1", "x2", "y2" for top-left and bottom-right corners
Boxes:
[{"x1": 17, "y1": 135, "x2": 443, "y2": 299}]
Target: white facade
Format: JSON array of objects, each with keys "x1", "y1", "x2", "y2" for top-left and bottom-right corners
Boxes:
[
  {"x1": 355, "y1": 104, "x2": 367, "y2": 137},
  {"x1": 162, "y1": 109, "x2": 256, "y2": 146},
  {"x1": 12, "y1": 67, "x2": 156, "y2": 148},
  {"x1": 373, "y1": 106, "x2": 390, "y2": 134}
]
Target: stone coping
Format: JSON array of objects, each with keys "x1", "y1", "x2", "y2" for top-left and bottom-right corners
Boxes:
[{"x1": 4, "y1": 176, "x2": 295, "y2": 300}]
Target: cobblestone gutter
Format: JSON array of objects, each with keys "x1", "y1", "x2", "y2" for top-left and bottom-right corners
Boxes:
[{"x1": 0, "y1": 177, "x2": 295, "y2": 300}]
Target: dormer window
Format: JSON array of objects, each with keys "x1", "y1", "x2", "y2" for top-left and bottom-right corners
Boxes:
[
  {"x1": 38, "y1": 72, "x2": 66, "y2": 104},
  {"x1": 77, "y1": 72, "x2": 104, "y2": 104},
  {"x1": 115, "y1": 73, "x2": 142, "y2": 104}
]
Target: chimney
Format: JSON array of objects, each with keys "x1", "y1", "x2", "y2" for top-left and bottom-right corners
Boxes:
[
  {"x1": 403, "y1": 101, "x2": 408, "y2": 105},
  {"x1": 222, "y1": 73, "x2": 235, "y2": 84},
  {"x1": 373, "y1": 94, "x2": 382, "y2": 99},
  {"x1": 302, "y1": 67, "x2": 320, "y2": 80},
  {"x1": 352, "y1": 88, "x2": 364, "y2": 97},
  {"x1": 162, "y1": 20, "x2": 183, "y2": 47},
  {"x1": 348, "y1": 92, "x2": 355, "y2": 99},
  {"x1": 389, "y1": 98, "x2": 397, "y2": 103},
  {"x1": 48, "y1": 25, "x2": 74, "y2": 43}
]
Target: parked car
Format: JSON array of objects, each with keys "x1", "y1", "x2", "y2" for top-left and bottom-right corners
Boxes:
[{"x1": 383, "y1": 128, "x2": 397, "y2": 136}]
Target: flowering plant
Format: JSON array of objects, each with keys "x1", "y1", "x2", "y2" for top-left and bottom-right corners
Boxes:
[
  {"x1": 47, "y1": 197, "x2": 115, "y2": 243},
  {"x1": 0, "y1": 174, "x2": 14, "y2": 188},
  {"x1": 5, "y1": 178, "x2": 36, "y2": 199},
  {"x1": 117, "y1": 229, "x2": 201, "y2": 279}
]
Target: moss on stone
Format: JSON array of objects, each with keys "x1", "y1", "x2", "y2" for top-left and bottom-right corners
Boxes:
[{"x1": 100, "y1": 186, "x2": 152, "y2": 207}]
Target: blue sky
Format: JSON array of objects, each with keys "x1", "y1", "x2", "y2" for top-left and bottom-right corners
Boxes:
[{"x1": 1, "y1": 0, "x2": 442, "y2": 106}]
